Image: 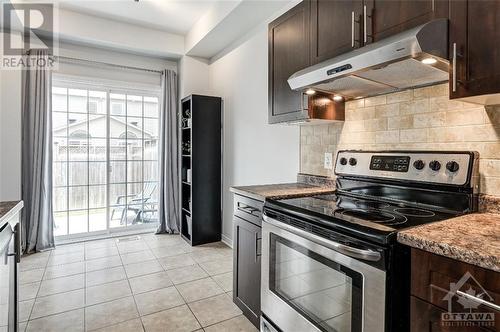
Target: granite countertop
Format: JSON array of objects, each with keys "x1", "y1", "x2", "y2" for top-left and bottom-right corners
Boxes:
[
  {"x1": 0, "y1": 201, "x2": 23, "y2": 228},
  {"x1": 398, "y1": 213, "x2": 500, "y2": 272},
  {"x1": 230, "y1": 183, "x2": 335, "y2": 201}
]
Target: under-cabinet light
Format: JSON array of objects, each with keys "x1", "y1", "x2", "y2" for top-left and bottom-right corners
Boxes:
[{"x1": 421, "y1": 57, "x2": 437, "y2": 65}]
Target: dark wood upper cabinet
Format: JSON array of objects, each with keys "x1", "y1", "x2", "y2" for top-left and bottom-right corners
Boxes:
[
  {"x1": 449, "y1": 0, "x2": 500, "y2": 103},
  {"x1": 310, "y1": 0, "x2": 363, "y2": 64},
  {"x1": 366, "y1": 0, "x2": 449, "y2": 43},
  {"x1": 269, "y1": 0, "x2": 500, "y2": 124},
  {"x1": 268, "y1": 0, "x2": 345, "y2": 124},
  {"x1": 268, "y1": 0, "x2": 311, "y2": 124},
  {"x1": 311, "y1": 0, "x2": 449, "y2": 62}
]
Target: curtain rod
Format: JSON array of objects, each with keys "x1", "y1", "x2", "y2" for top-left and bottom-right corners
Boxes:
[{"x1": 53, "y1": 55, "x2": 164, "y2": 75}]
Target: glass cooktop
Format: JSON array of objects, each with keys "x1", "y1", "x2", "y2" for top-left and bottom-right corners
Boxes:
[{"x1": 265, "y1": 192, "x2": 461, "y2": 244}]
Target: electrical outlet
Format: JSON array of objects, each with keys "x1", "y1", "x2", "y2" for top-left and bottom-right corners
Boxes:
[{"x1": 324, "y1": 152, "x2": 333, "y2": 170}]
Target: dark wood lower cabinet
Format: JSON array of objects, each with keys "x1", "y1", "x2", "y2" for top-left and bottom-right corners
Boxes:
[
  {"x1": 233, "y1": 199, "x2": 262, "y2": 329},
  {"x1": 411, "y1": 296, "x2": 492, "y2": 332},
  {"x1": 411, "y1": 249, "x2": 499, "y2": 332}
]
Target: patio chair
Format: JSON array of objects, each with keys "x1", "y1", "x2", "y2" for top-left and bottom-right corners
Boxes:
[{"x1": 110, "y1": 182, "x2": 158, "y2": 225}]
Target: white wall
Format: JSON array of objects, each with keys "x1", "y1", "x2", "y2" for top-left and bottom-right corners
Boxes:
[
  {"x1": 5, "y1": 4, "x2": 184, "y2": 58},
  {"x1": 56, "y1": 7, "x2": 185, "y2": 59},
  {"x1": 178, "y1": 56, "x2": 211, "y2": 98},
  {"x1": 0, "y1": 46, "x2": 22, "y2": 201},
  {"x1": 185, "y1": 1, "x2": 241, "y2": 54},
  {"x1": 208, "y1": 25, "x2": 300, "y2": 244}
]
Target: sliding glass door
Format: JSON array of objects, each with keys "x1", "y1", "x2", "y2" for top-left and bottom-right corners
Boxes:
[
  {"x1": 108, "y1": 93, "x2": 160, "y2": 229},
  {"x1": 52, "y1": 82, "x2": 160, "y2": 238}
]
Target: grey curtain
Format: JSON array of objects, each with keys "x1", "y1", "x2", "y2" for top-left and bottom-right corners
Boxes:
[
  {"x1": 21, "y1": 49, "x2": 55, "y2": 253},
  {"x1": 157, "y1": 69, "x2": 180, "y2": 234}
]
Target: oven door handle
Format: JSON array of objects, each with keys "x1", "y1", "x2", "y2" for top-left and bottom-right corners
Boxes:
[{"x1": 263, "y1": 215, "x2": 381, "y2": 262}]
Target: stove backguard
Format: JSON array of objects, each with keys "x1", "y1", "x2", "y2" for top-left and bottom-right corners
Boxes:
[
  {"x1": 334, "y1": 150, "x2": 479, "y2": 214},
  {"x1": 335, "y1": 150, "x2": 479, "y2": 192}
]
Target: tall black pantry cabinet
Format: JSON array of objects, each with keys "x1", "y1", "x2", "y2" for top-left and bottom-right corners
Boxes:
[{"x1": 180, "y1": 95, "x2": 222, "y2": 246}]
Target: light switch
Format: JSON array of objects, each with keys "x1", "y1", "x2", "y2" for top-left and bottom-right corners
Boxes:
[{"x1": 324, "y1": 152, "x2": 333, "y2": 170}]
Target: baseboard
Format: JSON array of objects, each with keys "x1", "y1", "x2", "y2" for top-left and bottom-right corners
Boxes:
[
  {"x1": 221, "y1": 233, "x2": 233, "y2": 248},
  {"x1": 55, "y1": 227, "x2": 157, "y2": 245}
]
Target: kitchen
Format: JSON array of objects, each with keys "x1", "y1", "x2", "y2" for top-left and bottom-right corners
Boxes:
[
  {"x1": 0, "y1": 0, "x2": 498, "y2": 331},
  {"x1": 231, "y1": 1, "x2": 499, "y2": 332}
]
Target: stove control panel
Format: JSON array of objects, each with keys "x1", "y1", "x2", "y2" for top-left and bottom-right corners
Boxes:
[
  {"x1": 335, "y1": 150, "x2": 478, "y2": 187},
  {"x1": 370, "y1": 156, "x2": 410, "y2": 172}
]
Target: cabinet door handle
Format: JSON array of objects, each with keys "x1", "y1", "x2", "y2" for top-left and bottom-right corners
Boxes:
[
  {"x1": 456, "y1": 290, "x2": 500, "y2": 311},
  {"x1": 237, "y1": 203, "x2": 260, "y2": 216},
  {"x1": 15, "y1": 223, "x2": 21, "y2": 263},
  {"x1": 255, "y1": 233, "x2": 262, "y2": 262},
  {"x1": 351, "y1": 11, "x2": 355, "y2": 48},
  {"x1": 8, "y1": 226, "x2": 20, "y2": 262},
  {"x1": 363, "y1": 5, "x2": 367, "y2": 44},
  {"x1": 452, "y1": 42, "x2": 457, "y2": 92}
]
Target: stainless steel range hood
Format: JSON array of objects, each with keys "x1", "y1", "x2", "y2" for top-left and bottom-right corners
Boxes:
[{"x1": 288, "y1": 19, "x2": 449, "y2": 100}]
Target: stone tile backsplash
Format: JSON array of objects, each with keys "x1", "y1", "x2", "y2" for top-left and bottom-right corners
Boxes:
[{"x1": 300, "y1": 83, "x2": 500, "y2": 196}]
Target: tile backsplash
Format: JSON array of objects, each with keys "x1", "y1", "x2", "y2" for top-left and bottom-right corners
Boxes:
[{"x1": 300, "y1": 83, "x2": 500, "y2": 197}]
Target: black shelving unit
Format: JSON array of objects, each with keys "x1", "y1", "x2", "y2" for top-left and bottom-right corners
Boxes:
[{"x1": 180, "y1": 95, "x2": 222, "y2": 246}]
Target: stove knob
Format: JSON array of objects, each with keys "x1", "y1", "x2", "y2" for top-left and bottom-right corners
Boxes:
[
  {"x1": 349, "y1": 158, "x2": 357, "y2": 166},
  {"x1": 340, "y1": 157, "x2": 348, "y2": 165},
  {"x1": 429, "y1": 160, "x2": 441, "y2": 171},
  {"x1": 413, "y1": 160, "x2": 425, "y2": 170},
  {"x1": 446, "y1": 161, "x2": 460, "y2": 172}
]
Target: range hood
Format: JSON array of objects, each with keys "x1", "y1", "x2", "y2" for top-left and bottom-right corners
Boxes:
[{"x1": 288, "y1": 19, "x2": 449, "y2": 100}]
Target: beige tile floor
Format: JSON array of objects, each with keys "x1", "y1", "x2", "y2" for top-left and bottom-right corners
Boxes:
[{"x1": 18, "y1": 233, "x2": 258, "y2": 332}]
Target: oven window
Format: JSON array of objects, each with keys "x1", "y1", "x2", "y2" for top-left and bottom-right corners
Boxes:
[{"x1": 269, "y1": 234, "x2": 363, "y2": 332}]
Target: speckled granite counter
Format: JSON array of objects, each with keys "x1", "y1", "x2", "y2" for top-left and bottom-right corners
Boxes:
[
  {"x1": 0, "y1": 201, "x2": 23, "y2": 228},
  {"x1": 479, "y1": 194, "x2": 500, "y2": 214},
  {"x1": 398, "y1": 213, "x2": 500, "y2": 272},
  {"x1": 230, "y1": 183, "x2": 334, "y2": 201}
]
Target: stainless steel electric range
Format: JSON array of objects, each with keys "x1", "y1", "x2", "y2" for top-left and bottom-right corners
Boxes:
[{"x1": 260, "y1": 150, "x2": 479, "y2": 332}]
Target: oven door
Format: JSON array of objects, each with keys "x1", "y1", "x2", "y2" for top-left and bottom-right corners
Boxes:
[{"x1": 261, "y1": 216, "x2": 386, "y2": 332}]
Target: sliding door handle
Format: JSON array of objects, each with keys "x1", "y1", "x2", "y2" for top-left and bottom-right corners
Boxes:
[
  {"x1": 363, "y1": 5, "x2": 367, "y2": 44},
  {"x1": 351, "y1": 11, "x2": 355, "y2": 48},
  {"x1": 452, "y1": 43, "x2": 457, "y2": 92}
]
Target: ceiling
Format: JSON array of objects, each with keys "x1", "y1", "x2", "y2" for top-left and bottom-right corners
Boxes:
[
  {"x1": 7, "y1": 0, "x2": 294, "y2": 59},
  {"x1": 56, "y1": 0, "x2": 220, "y2": 35}
]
